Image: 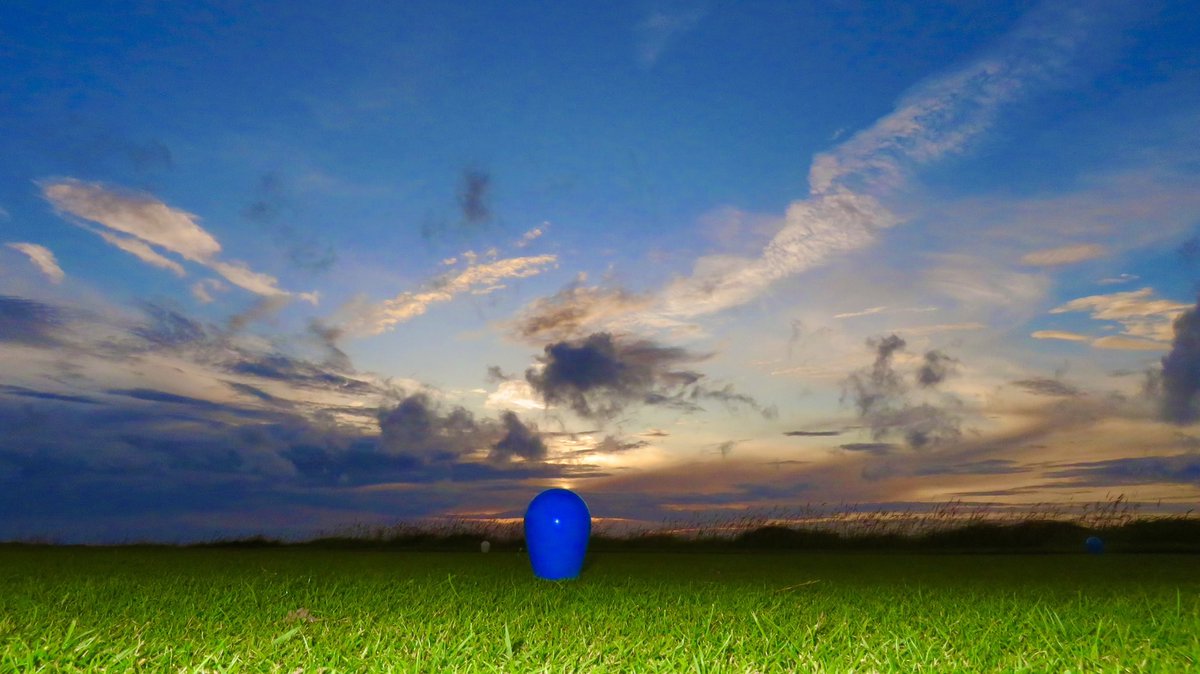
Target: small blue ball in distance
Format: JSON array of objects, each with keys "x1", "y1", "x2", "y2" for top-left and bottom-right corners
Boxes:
[{"x1": 1085, "y1": 535, "x2": 1104, "y2": 554}]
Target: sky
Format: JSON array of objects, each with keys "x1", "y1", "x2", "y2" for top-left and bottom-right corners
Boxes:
[{"x1": 2, "y1": 0, "x2": 1199, "y2": 544}]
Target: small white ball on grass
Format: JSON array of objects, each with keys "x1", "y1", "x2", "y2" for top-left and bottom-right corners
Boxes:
[{"x1": 481, "y1": 540, "x2": 491, "y2": 553}]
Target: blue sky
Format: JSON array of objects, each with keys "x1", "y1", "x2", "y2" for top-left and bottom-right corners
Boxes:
[{"x1": 2, "y1": 0, "x2": 1199, "y2": 543}]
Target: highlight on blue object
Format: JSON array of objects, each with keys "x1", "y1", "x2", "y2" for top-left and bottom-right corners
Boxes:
[
  {"x1": 524, "y1": 488, "x2": 591, "y2": 580},
  {"x1": 1085, "y1": 535, "x2": 1104, "y2": 554}
]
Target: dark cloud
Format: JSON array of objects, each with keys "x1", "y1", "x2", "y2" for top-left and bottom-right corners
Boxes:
[
  {"x1": 716, "y1": 439, "x2": 742, "y2": 458},
  {"x1": 241, "y1": 173, "x2": 337, "y2": 274},
  {"x1": 585, "y1": 435, "x2": 649, "y2": 456},
  {"x1": 51, "y1": 123, "x2": 173, "y2": 173},
  {"x1": 694, "y1": 384, "x2": 779, "y2": 419},
  {"x1": 0, "y1": 295, "x2": 65, "y2": 346},
  {"x1": 526, "y1": 332, "x2": 701, "y2": 420},
  {"x1": 376, "y1": 393, "x2": 480, "y2": 461},
  {"x1": 783, "y1": 429, "x2": 842, "y2": 437},
  {"x1": 229, "y1": 354, "x2": 375, "y2": 394},
  {"x1": 242, "y1": 173, "x2": 286, "y2": 224},
  {"x1": 107, "y1": 387, "x2": 231, "y2": 411},
  {"x1": 844, "y1": 334, "x2": 907, "y2": 418},
  {"x1": 0, "y1": 385, "x2": 99, "y2": 405},
  {"x1": 1159, "y1": 297, "x2": 1200, "y2": 424},
  {"x1": 224, "y1": 381, "x2": 282, "y2": 403},
  {"x1": 228, "y1": 295, "x2": 291, "y2": 333},
  {"x1": 489, "y1": 411, "x2": 547, "y2": 462},
  {"x1": 457, "y1": 168, "x2": 491, "y2": 225},
  {"x1": 486, "y1": 365, "x2": 514, "y2": 382},
  {"x1": 916, "y1": 350, "x2": 957, "y2": 387},
  {"x1": 1012, "y1": 378, "x2": 1082, "y2": 397},
  {"x1": 525, "y1": 332, "x2": 774, "y2": 422},
  {"x1": 838, "y1": 442, "x2": 896, "y2": 454},
  {"x1": 308, "y1": 319, "x2": 352, "y2": 371},
  {"x1": 130, "y1": 301, "x2": 208, "y2": 350},
  {"x1": 124, "y1": 138, "x2": 173, "y2": 172},
  {"x1": 1047, "y1": 454, "x2": 1200, "y2": 486},
  {"x1": 525, "y1": 331, "x2": 768, "y2": 419},
  {"x1": 841, "y1": 334, "x2": 963, "y2": 449},
  {"x1": 915, "y1": 459, "x2": 1026, "y2": 476}
]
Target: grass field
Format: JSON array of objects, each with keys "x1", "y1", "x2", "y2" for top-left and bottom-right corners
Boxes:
[{"x1": 1, "y1": 546, "x2": 1197, "y2": 672}]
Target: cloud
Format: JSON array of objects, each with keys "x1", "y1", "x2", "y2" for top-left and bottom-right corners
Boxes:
[
  {"x1": 914, "y1": 459, "x2": 1026, "y2": 477},
  {"x1": 784, "y1": 429, "x2": 842, "y2": 437},
  {"x1": 841, "y1": 334, "x2": 964, "y2": 449},
  {"x1": 809, "y1": 3, "x2": 1122, "y2": 196},
  {"x1": 0, "y1": 385, "x2": 99, "y2": 405},
  {"x1": 484, "y1": 379, "x2": 544, "y2": 411},
  {"x1": 241, "y1": 173, "x2": 337, "y2": 274},
  {"x1": 1050, "y1": 287, "x2": 1188, "y2": 342},
  {"x1": 131, "y1": 302, "x2": 208, "y2": 350},
  {"x1": 1098, "y1": 273, "x2": 1139, "y2": 285},
  {"x1": 191, "y1": 279, "x2": 227, "y2": 304},
  {"x1": 375, "y1": 392, "x2": 489, "y2": 462},
  {"x1": 834, "y1": 306, "x2": 887, "y2": 319},
  {"x1": 227, "y1": 295, "x2": 292, "y2": 333},
  {"x1": 1031, "y1": 330, "x2": 1090, "y2": 342},
  {"x1": 0, "y1": 295, "x2": 65, "y2": 347},
  {"x1": 1091, "y1": 335, "x2": 1169, "y2": 351},
  {"x1": 645, "y1": 3, "x2": 1117, "y2": 325},
  {"x1": 922, "y1": 254, "x2": 1049, "y2": 311},
  {"x1": 6, "y1": 243, "x2": 64, "y2": 283},
  {"x1": 1019, "y1": 243, "x2": 1107, "y2": 266},
  {"x1": 525, "y1": 332, "x2": 705, "y2": 420},
  {"x1": 838, "y1": 442, "x2": 897, "y2": 455},
  {"x1": 916, "y1": 350, "x2": 957, "y2": 388},
  {"x1": 574, "y1": 435, "x2": 650, "y2": 457},
  {"x1": 525, "y1": 332, "x2": 772, "y2": 422},
  {"x1": 658, "y1": 192, "x2": 899, "y2": 319},
  {"x1": 509, "y1": 280, "x2": 654, "y2": 344},
  {"x1": 343, "y1": 254, "x2": 557, "y2": 336},
  {"x1": 43, "y1": 179, "x2": 219, "y2": 261},
  {"x1": 1011, "y1": 378, "x2": 1083, "y2": 397},
  {"x1": 84, "y1": 225, "x2": 187, "y2": 276},
  {"x1": 489, "y1": 411, "x2": 547, "y2": 462},
  {"x1": 635, "y1": 8, "x2": 705, "y2": 67},
  {"x1": 40, "y1": 179, "x2": 315, "y2": 302},
  {"x1": 1158, "y1": 298, "x2": 1200, "y2": 424},
  {"x1": 515, "y1": 225, "x2": 546, "y2": 248},
  {"x1": 1047, "y1": 454, "x2": 1200, "y2": 486},
  {"x1": 457, "y1": 168, "x2": 491, "y2": 225}
]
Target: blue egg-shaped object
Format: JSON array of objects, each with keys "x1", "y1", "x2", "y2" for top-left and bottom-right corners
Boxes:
[
  {"x1": 1085, "y1": 535, "x2": 1104, "y2": 554},
  {"x1": 524, "y1": 488, "x2": 591, "y2": 580}
]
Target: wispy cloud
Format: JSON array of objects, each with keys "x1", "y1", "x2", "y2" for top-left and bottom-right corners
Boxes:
[
  {"x1": 0, "y1": 295, "x2": 64, "y2": 346},
  {"x1": 508, "y1": 278, "x2": 656, "y2": 344},
  {"x1": 644, "y1": 2, "x2": 1109, "y2": 325},
  {"x1": 6, "y1": 243, "x2": 65, "y2": 283},
  {"x1": 1050, "y1": 287, "x2": 1189, "y2": 343},
  {"x1": 1020, "y1": 243, "x2": 1107, "y2": 266},
  {"x1": 342, "y1": 254, "x2": 558, "y2": 336},
  {"x1": 515, "y1": 224, "x2": 547, "y2": 248},
  {"x1": 41, "y1": 179, "x2": 316, "y2": 303},
  {"x1": 191, "y1": 279, "x2": 227, "y2": 304},
  {"x1": 1098, "y1": 273, "x2": 1139, "y2": 285},
  {"x1": 1031, "y1": 330, "x2": 1090, "y2": 342},
  {"x1": 635, "y1": 8, "x2": 705, "y2": 67}
]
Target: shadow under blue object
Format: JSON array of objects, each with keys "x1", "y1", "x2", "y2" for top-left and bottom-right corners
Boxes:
[{"x1": 524, "y1": 488, "x2": 591, "y2": 580}]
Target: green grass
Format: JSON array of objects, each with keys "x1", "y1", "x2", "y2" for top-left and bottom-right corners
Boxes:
[{"x1": 1, "y1": 547, "x2": 1197, "y2": 672}]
